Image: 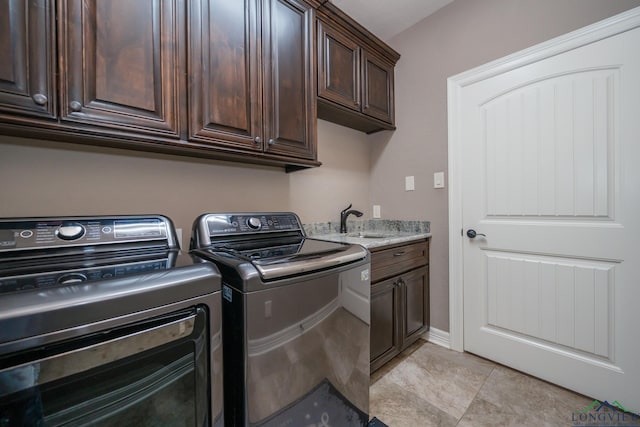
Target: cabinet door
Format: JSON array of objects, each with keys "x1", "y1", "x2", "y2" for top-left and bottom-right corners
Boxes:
[
  {"x1": 361, "y1": 50, "x2": 394, "y2": 124},
  {"x1": 0, "y1": 0, "x2": 56, "y2": 119},
  {"x1": 59, "y1": 0, "x2": 182, "y2": 137},
  {"x1": 263, "y1": 0, "x2": 316, "y2": 160},
  {"x1": 370, "y1": 276, "x2": 401, "y2": 373},
  {"x1": 188, "y1": 0, "x2": 262, "y2": 152},
  {"x1": 401, "y1": 266, "x2": 429, "y2": 347},
  {"x1": 317, "y1": 21, "x2": 360, "y2": 112}
]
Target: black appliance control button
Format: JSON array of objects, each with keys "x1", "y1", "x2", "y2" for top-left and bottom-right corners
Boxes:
[
  {"x1": 247, "y1": 217, "x2": 262, "y2": 230},
  {"x1": 56, "y1": 223, "x2": 86, "y2": 241},
  {"x1": 19, "y1": 230, "x2": 34, "y2": 239}
]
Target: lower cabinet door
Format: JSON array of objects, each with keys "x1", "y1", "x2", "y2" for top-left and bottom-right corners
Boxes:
[
  {"x1": 401, "y1": 266, "x2": 429, "y2": 347},
  {"x1": 370, "y1": 276, "x2": 400, "y2": 373}
]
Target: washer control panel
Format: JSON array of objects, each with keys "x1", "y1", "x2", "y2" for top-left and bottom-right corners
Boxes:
[
  {"x1": 205, "y1": 213, "x2": 302, "y2": 236},
  {"x1": 0, "y1": 216, "x2": 171, "y2": 251}
]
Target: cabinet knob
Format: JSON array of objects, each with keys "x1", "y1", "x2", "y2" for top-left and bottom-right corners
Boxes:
[
  {"x1": 254, "y1": 136, "x2": 262, "y2": 144},
  {"x1": 268, "y1": 139, "x2": 275, "y2": 145},
  {"x1": 32, "y1": 93, "x2": 48, "y2": 106},
  {"x1": 354, "y1": 100, "x2": 360, "y2": 106},
  {"x1": 69, "y1": 101, "x2": 82, "y2": 112}
]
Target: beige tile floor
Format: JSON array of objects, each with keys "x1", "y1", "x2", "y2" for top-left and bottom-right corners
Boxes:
[{"x1": 370, "y1": 340, "x2": 599, "y2": 427}]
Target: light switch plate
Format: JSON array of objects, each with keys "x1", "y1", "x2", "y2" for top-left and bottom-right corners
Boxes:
[
  {"x1": 373, "y1": 205, "x2": 381, "y2": 218},
  {"x1": 434, "y1": 172, "x2": 445, "y2": 189},
  {"x1": 405, "y1": 176, "x2": 415, "y2": 191}
]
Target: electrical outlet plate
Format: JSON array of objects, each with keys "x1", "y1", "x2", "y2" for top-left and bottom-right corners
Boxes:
[
  {"x1": 434, "y1": 172, "x2": 445, "y2": 189},
  {"x1": 373, "y1": 205, "x2": 381, "y2": 218}
]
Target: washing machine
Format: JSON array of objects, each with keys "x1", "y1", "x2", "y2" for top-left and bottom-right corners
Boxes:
[
  {"x1": 191, "y1": 212, "x2": 371, "y2": 427},
  {"x1": 0, "y1": 215, "x2": 223, "y2": 426}
]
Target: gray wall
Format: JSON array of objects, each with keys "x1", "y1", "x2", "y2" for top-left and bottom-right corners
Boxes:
[
  {"x1": 0, "y1": 119, "x2": 371, "y2": 248},
  {"x1": 370, "y1": 0, "x2": 640, "y2": 332}
]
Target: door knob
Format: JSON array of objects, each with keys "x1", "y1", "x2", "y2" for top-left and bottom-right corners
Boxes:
[{"x1": 466, "y1": 229, "x2": 486, "y2": 238}]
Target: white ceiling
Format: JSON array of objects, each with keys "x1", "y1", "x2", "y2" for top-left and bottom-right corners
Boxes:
[{"x1": 331, "y1": 0, "x2": 454, "y2": 41}]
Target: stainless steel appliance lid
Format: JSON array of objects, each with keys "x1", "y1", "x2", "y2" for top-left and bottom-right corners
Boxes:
[
  {"x1": 0, "y1": 258, "x2": 220, "y2": 349},
  {"x1": 0, "y1": 249, "x2": 216, "y2": 296},
  {"x1": 191, "y1": 212, "x2": 368, "y2": 281},
  {"x1": 250, "y1": 238, "x2": 367, "y2": 280},
  {"x1": 195, "y1": 236, "x2": 368, "y2": 281}
]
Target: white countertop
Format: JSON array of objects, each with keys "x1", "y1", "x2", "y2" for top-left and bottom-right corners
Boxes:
[{"x1": 310, "y1": 232, "x2": 431, "y2": 249}]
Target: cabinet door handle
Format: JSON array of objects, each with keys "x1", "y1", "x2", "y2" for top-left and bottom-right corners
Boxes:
[
  {"x1": 268, "y1": 138, "x2": 275, "y2": 145},
  {"x1": 393, "y1": 251, "x2": 405, "y2": 257},
  {"x1": 32, "y1": 93, "x2": 48, "y2": 106},
  {"x1": 254, "y1": 136, "x2": 262, "y2": 144},
  {"x1": 69, "y1": 101, "x2": 82, "y2": 112}
]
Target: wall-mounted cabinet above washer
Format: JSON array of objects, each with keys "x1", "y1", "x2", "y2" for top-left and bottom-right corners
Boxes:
[
  {"x1": 316, "y1": 3, "x2": 400, "y2": 134},
  {"x1": 0, "y1": 0, "x2": 320, "y2": 172},
  {"x1": 188, "y1": 0, "x2": 317, "y2": 163}
]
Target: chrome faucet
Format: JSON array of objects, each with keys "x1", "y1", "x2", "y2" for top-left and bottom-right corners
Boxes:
[{"x1": 340, "y1": 203, "x2": 363, "y2": 234}]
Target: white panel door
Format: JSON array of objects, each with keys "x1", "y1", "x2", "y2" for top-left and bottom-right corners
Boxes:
[{"x1": 457, "y1": 23, "x2": 640, "y2": 407}]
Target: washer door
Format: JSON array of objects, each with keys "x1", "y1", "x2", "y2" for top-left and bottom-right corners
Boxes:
[{"x1": 0, "y1": 307, "x2": 212, "y2": 426}]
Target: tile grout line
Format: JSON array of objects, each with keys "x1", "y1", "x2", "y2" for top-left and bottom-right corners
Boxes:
[{"x1": 454, "y1": 364, "x2": 496, "y2": 426}]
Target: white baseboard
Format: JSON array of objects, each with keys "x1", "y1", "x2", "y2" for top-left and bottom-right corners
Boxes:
[{"x1": 422, "y1": 327, "x2": 451, "y2": 349}]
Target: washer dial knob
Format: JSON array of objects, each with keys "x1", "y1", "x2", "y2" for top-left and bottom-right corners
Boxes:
[
  {"x1": 247, "y1": 217, "x2": 262, "y2": 230},
  {"x1": 56, "y1": 223, "x2": 86, "y2": 241}
]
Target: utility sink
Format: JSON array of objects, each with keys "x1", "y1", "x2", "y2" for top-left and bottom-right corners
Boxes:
[{"x1": 347, "y1": 232, "x2": 393, "y2": 239}]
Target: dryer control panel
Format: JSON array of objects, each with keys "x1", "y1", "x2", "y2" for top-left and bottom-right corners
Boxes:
[
  {"x1": 204, "y1": 213, "x2": 302, "y2": 236},
  {"x1": 0, "y1": 216, "x2": 176, "y2": 252},
  {"x1": 191, "y1": 212, "x2": 304, "y2": 249}
]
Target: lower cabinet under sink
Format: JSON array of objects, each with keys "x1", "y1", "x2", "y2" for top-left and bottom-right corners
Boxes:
[{"x1": 370, "y1": 238, "x2": 430, "y2": 373}]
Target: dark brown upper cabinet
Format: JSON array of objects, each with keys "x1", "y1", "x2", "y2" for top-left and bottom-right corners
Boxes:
[
  {"x1": 361, "y1": 50, "x2": 394, "y2": 124},
  {"x1": 0, "y1": 0, "x2": 321, "y2": 170},
  {"x1": 262, "y1": 0, "x2": 316, "y2": 160},
  {"x1": 189, "y1": 0, "x2": 316, "y2": 161},
  {"x1": 317, "y1": 21, "x2": 360, "y2": 113},
  {"x1": 188, "y1": 0, "x2": 262, "y2": 152},
  {"x1": 58, "y1": 0, "x2": 182, "y2": 138},
  {"x1": 0, "y1": 0, "x2": 56, "y2": 120},
  {"x1": 316, "y1": 4, "x2": 400, "y2": 134}
]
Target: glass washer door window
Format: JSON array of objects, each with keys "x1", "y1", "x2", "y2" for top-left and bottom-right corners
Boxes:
[{"x1": 0, "y1": 307, "x2": 210, "y2": 427}]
